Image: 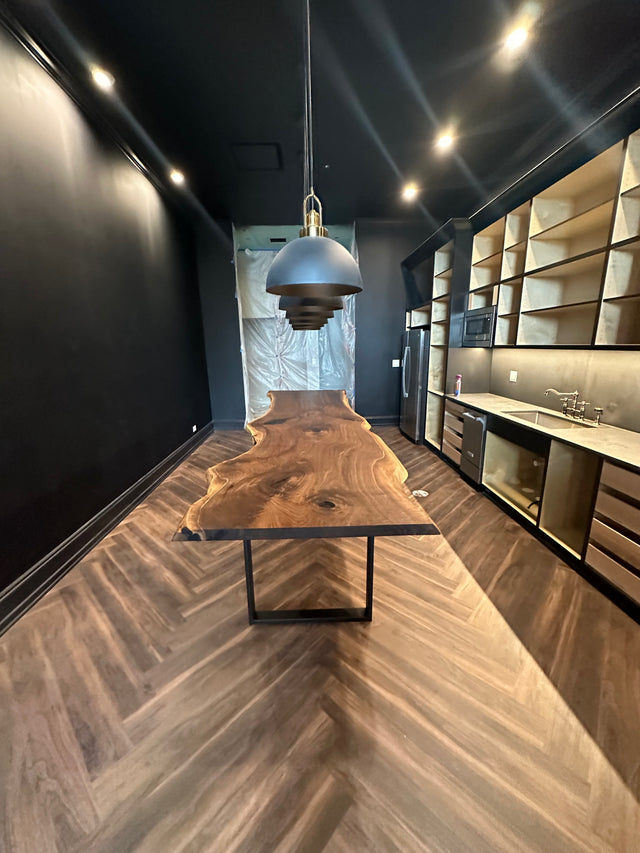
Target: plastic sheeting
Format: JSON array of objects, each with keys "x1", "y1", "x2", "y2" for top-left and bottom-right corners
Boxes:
[{"x1": 235, "y1": 245, "x2": 356, "y2": 424}]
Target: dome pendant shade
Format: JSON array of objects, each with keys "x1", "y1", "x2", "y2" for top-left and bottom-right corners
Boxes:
[
  {"x1": 279, "y1": 295, "x2": 344, "y2": 312},
  {"x1": 285, "y1": 307, "x2": 334, "y2": 320},
  {"x1": 266, "y1": 236, "x2": 363, "y2": 297}
]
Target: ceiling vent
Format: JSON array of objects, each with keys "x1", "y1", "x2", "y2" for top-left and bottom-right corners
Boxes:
[{"x1": 231, "y1": 143, "x2": 282, "y2": 171}]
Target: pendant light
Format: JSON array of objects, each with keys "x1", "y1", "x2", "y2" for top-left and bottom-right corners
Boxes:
[
  {"x1": 278, "y1": 295, "x2": 343, "y2": 312},
  {"x1": 266, "y1": 0, "x2": 362, "y2": 300}
]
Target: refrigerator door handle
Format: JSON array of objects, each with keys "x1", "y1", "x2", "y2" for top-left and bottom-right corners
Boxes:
[{"x1": 402, "y1": 346, "x2": 411, "y2": 398}]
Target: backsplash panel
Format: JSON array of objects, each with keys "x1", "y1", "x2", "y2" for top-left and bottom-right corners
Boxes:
[{"x1": 490, "y1": 349, "x2": 640, "y2": 432}]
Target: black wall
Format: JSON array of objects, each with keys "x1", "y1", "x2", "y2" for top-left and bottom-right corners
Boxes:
[
  {"x1": 354, "y1": 220, "x2": 429, "y2": 424},
  {"x1": 0, "y1": 28, "x2": 211, "y2": 592},
  {"x1": 197, "y1": 221, "x2": 245, "y2": 428}
]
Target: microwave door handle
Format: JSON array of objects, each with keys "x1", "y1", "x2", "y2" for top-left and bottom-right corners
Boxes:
[{"x1": 402, "y1": 346, "x2": 410, "y2": 398}]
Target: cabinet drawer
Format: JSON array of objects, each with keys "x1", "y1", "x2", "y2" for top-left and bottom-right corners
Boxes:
[
  {"x1": 445, "y1": 399, "x2": 465, "y2": 417},
  {"x1": 595, "y1": 491, "x2": 640, "y2": 537},
  {"x1": 442, "y1": 426, "x2": 463, "y2": 450},
  {"x1": 600, "y1": 461, "x2": 640, "y2": 502},
  {"x1": 443, "y1": 411, "x2": 463, "y2": 434},
  {"x1": 586, "y1": 544, "x2": 640, "y2": 604},
  {"x1": 590, "y1": 518, "x2": 640, "y2": 571},
  {"x1": 442, "y1": 442, "x2": 461, "y2": 466}
]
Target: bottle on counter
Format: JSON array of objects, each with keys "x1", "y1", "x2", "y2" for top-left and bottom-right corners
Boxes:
[{"x1": 454, "y1": 374, "x2": 462, "y2": 397}]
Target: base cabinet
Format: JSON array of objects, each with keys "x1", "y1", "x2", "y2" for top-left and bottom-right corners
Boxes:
[
  {"x1": 587, "y1": 461, "x2": 640, "y2": 604},
  {"x1": 539, "y1": 442, "x2": 601, "y2": 557}
]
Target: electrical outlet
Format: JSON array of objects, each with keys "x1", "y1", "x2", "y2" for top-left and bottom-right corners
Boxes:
[
  {"x1": 192, "y1": 424, "x2": 197, "y2": 433},
  {"x1": 392, "y1": 359, "x2": 400, "y2": 368},
  {"x1": 509, "y1": 370, "x2": 518, "y2": 383}
]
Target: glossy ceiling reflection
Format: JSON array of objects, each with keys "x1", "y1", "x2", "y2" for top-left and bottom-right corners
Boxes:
[{"x1": 4, "y1": 0, "x2": 639, "y2": 226}]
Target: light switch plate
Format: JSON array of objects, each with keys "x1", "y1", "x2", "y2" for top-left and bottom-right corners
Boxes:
[
  {"x1": 392, "y1": 359, "x2": 400, "y2": 368},
  {"x1": 509, "y1": 370, "x2": 518, "y2": 382}
]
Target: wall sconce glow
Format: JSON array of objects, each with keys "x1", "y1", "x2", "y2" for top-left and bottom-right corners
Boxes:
[
  {"x1": 170, "y1": 169, "x2": 185, "y2": 185},
  {"x1": 435, "y1": 133, "x2": 455, "y2": 151},
  {"x1": 402, "y1": 183, "x2": 419, "y2": 201},
  {"x1": 91, "y1": 67, "x2": 115, "y2": 91},
  {"x1": 505, "y1": 27, "x2": 528, "y2": 51}
]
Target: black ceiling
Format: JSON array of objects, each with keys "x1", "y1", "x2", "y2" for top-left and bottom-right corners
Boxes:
[{"x1": 5, "y1": 0, "x2": 640, "y2": 228}]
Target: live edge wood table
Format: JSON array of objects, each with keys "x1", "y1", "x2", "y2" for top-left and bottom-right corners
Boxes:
[{"x1": 174, "y1": 390, "x2": 439, "y2": 624}]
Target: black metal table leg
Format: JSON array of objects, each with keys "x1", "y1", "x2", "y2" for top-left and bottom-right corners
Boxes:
[
  {"x1": 243, "y1": 540, "x2": 257, "y2": 623},
  {"x1": 365, "y1": 536, "x2": 374, "y2": 621},
  {"x1": 243, "y1": 536, "x2": 376, "y2": 625}
]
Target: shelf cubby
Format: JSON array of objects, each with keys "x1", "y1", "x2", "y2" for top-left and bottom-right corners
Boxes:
[
  {"x1": 410, "y1": 305, "x2": 431, "y2": 327},
  {"x1": 433, "y1": 268, "x2": 452, "y2": 298},
  {"x1": 431, "y1": 295, "x2": 450, "y2": 324},
  {"x1": 472, "y1": 219, "x2": 506, "y2": 266},
  {"x1": 468, "y1": 284, "x2": 498, "y2": 311},
  {"x1": 601, "y1": 240, "x2": 640, "y2": 300},
  {"x1": 427, "y1": 345, "x2": 446, "y2": 394},
  {"x1": 529, "y1": 142, "x2": 623, "y2": 237},
  {"x1": 434, "y1": 240, "x2": 454, "y2": 277},
  {"x1": 525, "y1": 200, "x2": 614, "y2": 271},
  {"x1": 497, "y1": 279, "x2": 522, "y2": 315},
  {"x1": 495, "y1": 314, "x2": 519, "y2": 346},
  {"x1": 483, "y1": 432, "x2": 546, "y2": 522},
  {"x1": 612, "y1": 134, "x2": 640, "y2": 243},
  {"x1": 595, "y1": 294, "x2": 640, "y2": 346},
  {"x1": 501, "y1": 241, "x2": 527, "y2": 279},
  {"x1": 504, "y1": 202, "x2": 531, "y2": 248},
  {"x1": 520, "y1": 252, "x2": 606, "y2": 313},
  {"x1": 430, "y1": 322, "x2": 448, "y2": 346},
  {"x1": 425, "y1": 392, "x2": 444, "y2": 448},
  {"x1": 470, "y1": 251, "x2": 502, "y2": 289},
  {"x1": 517, "y1": 301, "x2": 598, "y2": 346}
]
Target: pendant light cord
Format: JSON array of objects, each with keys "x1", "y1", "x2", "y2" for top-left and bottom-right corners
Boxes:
[{"x1": 303, "y1": 0, "x2": 314, "y2": 199}]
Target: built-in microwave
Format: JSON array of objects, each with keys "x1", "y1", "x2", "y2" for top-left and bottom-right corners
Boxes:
[{"x1": 462, "y1": 305, "x2": 497, "y2": 347}]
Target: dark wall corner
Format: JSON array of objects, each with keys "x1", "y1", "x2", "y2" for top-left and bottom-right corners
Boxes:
[
  {"x1": 354, "y1": 219, "x2": 430, "y2": 421},
  {"x1": 196, "y1": 220, "x2": 245, "y2": 426}
]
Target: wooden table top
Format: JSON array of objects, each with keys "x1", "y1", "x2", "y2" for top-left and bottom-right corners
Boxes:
[{"x1": 174, "y1": 390, "x2": 439, "y2": 541}]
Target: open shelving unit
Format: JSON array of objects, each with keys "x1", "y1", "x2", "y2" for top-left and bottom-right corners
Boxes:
[
  {"x1": 424, "y1": 240, "x2": 453, "y2": 447},
  {"x1": 469, "y1": 133, "x2": 640, "y2": 348}
]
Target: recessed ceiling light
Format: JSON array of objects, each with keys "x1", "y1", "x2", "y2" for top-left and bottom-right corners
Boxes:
[
  {"x1": 170, "y1": 169, "x2": 185, "y2": 185},
  {"x1": 505, "y1": 27, "x2": 528, "y2": 51},
  {"x1": 91, "y1": 66, "x2": 115, "y2": 91},
  {"x1": 402, "y1": 183, "x2": 419, "y2": 201},
  {"x1": 435, "y1": 133, "x2": 455, "y2": 151}
]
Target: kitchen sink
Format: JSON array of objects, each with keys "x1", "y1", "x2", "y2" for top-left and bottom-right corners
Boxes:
[{"x1": 505, "y1": 410, "x2": 596, "y2": 429}]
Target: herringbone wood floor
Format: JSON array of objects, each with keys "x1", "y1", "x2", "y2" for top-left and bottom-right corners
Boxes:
[{"x1": 1, "y1": 428, "x2": 640, "y2": 852}]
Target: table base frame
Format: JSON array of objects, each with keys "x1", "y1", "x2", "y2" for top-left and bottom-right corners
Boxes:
[{"x1": 243, "y1": 537, "x2": 375, "y2": 624}]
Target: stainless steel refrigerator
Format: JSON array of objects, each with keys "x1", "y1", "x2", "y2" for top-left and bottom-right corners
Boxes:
[{"x1": 399, "y1": 328, "x2": 429, "y2": 443}]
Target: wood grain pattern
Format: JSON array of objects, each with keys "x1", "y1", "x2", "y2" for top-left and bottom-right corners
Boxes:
[
  {"x1": 176, "y1": 390, "x2": 438, "y2": 540},
  {"x1": 1, "y1": 428, "x2": 640, "y2": 852}
]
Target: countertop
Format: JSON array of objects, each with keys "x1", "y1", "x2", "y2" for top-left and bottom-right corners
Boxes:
[{"x1": 447, "y1": 393, "x2": 640, "y2": 470}]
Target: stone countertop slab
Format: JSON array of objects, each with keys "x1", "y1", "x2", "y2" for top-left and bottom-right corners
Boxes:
[{"x1": 447, "y1": 393, "x2": 640, "y2": 470}]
